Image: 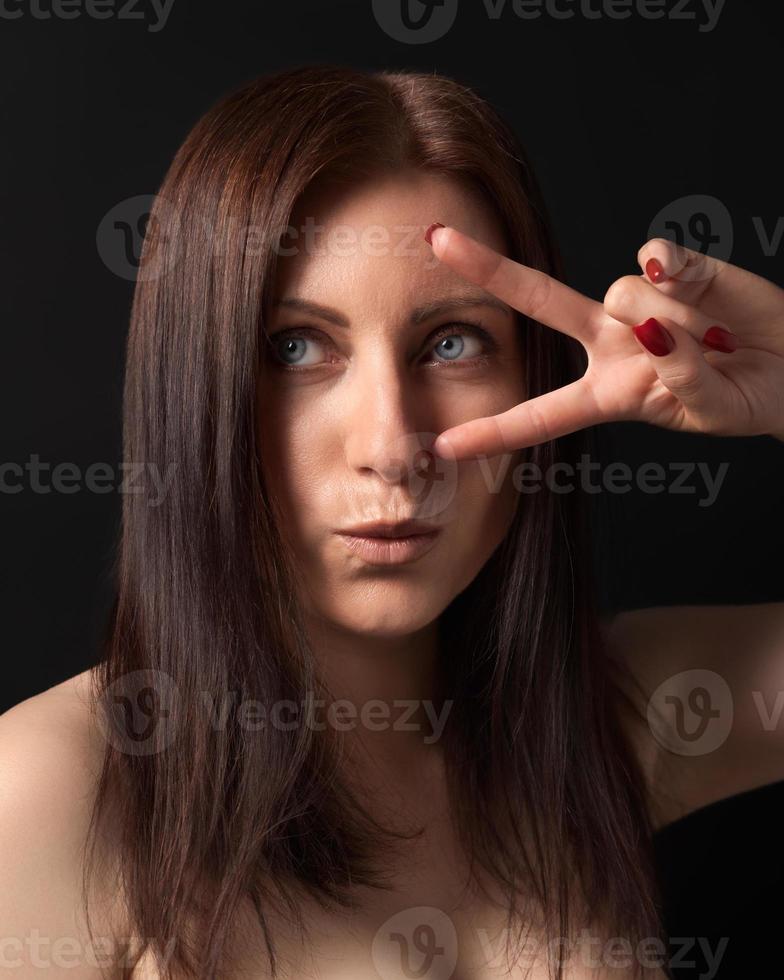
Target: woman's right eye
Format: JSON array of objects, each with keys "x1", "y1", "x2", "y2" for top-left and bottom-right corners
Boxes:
[{"x1": 267, "y1": 328, "x2": 331, "y2": 369}]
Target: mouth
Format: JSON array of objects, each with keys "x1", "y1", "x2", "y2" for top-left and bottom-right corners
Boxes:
[
  {"x1": 338, "y1": 519, "x2": 440, "y2": 538},
  {"x1": 334, "y1": 520, "x2": 442, "y2": 566}
]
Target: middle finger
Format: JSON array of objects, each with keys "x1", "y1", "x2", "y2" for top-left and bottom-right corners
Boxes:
[{"x1": 603, "y1": 274, "x2": 734, "y2": 345}]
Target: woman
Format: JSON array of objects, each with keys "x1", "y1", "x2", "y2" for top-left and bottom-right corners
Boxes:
[{"x1": 1, "y1": 64, "x2": 782, "y2": 980}]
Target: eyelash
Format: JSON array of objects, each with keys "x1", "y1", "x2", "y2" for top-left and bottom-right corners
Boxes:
[{"x1": 265, "y1": 322, "x2": 498, "y2": 372}]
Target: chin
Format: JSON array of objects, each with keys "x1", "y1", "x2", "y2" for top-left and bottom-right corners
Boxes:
[{"x1": 320, "y1": 588, "x2": 448, "y2": 638}]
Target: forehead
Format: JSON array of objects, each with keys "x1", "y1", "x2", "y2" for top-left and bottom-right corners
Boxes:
[{"x1": 273, "y1": 169, "x2": 508, "y2": 310}]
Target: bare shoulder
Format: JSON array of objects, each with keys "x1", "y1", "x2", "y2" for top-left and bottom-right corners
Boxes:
[
  {"x1": 601, "y1": 601, "x2": 784, "y2": 692},
  {"x1": 0, "y1": 668, "x2": 104, "y2": 779},
  {"x1": 0, "y1": 669, "x2": 131, "y2": 977},
  {"x1": 600, "y1": 602, "x2": 784, "y2": 828}
]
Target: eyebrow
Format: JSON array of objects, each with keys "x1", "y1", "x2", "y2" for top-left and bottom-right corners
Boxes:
[{"x1": 272, "y1": 293, "x2": 513, "y2": 327}]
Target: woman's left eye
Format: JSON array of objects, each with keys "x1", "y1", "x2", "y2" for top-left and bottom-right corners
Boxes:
[{"x1": 425, "y1": 323, "x2": 494, "y2": 366}]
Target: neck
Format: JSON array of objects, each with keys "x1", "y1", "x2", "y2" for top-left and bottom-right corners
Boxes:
[{"x1": 304, "y1": 612, "x2": 450, "y2": 774}]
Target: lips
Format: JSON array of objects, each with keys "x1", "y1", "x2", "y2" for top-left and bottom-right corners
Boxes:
[
  {"x1": 337, "y1": 519, "x2": 440, "y2": 538},
  {"x1": 335, "y1": 524, "x2": 441, "y2": 566}
]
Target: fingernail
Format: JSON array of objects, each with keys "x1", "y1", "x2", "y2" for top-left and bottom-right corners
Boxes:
[
  {"x1": 632, "y1": 317, "x2": 676, "y2": 357},
  {"x1": 645, "y1": 258, "x2": 667, "y2": 283},
  {"x1": 424, "y1": 222, "x2": 445, "y2": 246},
  {"x1": 702, "y1": 325, "x2": 739, "y2": 353},
  {"x1": 433, "y1": 434, "x2": 457, "y2": 459}
]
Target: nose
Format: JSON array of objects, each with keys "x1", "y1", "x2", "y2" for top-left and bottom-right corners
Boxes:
[{"x1": 342, "y1": 353, "x2": 435, "y2": 486}]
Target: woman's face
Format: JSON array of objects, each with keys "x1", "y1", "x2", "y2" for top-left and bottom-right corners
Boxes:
[{"x1": 258, "y1": 169, "x2": 526, "y2": 638}]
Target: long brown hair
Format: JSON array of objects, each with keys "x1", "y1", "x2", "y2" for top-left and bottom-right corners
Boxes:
[{"x1": 85, "y1": 64, "x2": 662, "y2": 979}]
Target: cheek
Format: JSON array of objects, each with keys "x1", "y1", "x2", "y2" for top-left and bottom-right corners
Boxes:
[
  {"x1": 257, "y1": 398, "x2": 320, "y2": 535},
  {"x1": 457, "y1": 454, "x2": 521, "y2": 537},
  {"x1": 431, "y1": 453, "x2": 521, "y2": 596}
]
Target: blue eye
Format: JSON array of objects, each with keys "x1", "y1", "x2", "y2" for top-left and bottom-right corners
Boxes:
[
  {"x1": 266, "y1": 322, "x2": 495, "y2": 370},
  {"x1": 424, "y1": 322, "x2": 496, "y2": 367},
  {"x1": 430, "y1": 330, "x2": 482, "y2": 363},
  {"x1": 269, "y1": 329, "x2": 329, "y2": 367}
]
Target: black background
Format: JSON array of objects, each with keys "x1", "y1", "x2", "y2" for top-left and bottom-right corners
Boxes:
[
  {"x1": 1, "y1": 1, "x2": 782, "y2": 704},
  {"x1": 1, "y1": 3, "x2": 783, "y2": 978}
]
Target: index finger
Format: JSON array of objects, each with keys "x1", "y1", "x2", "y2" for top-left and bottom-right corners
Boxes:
[
  {"x1": 426, "y1": 223, "x2": 602, "y2": 345},
  {"x1": 433, "y1": 377, "x2": 606, "y2": 458}
]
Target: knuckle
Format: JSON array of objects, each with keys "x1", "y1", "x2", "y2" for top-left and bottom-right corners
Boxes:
[
  {"x1": 524, "y1": 400, "x2": 552, "y2": 445},
  {"x1": 525, "y1": 271, "x2": 553, "y2": 321},
  {"x1": 685, "y1": 249, "x2": 717, "y2": 283},
  {"x1": 677, "y1": 309, "x2": 708, "y2": 336},
  {"x1": 638, "y1": 236, "x2": 668, "y2": 256},
  {"x1": 663, "y1": 365, "x2": 703, "y2": 400}
]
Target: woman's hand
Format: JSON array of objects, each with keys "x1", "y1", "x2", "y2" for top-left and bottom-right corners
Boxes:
[{"x1": 424, "y1": 224, "x2": 784, "y2": 459}]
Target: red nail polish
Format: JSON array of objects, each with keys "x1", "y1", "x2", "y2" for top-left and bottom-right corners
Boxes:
[
  {"x1": 424, "y1": 222, "x2": 445, "y2": 245},
  {"x1": 646, "y1": 258, "x2": 667, "y2": 283},
  {"x1": 632, "y1": 317, "x2": 676, "y2": 357},
  {"x1": 702, "y1": 325, "x2": 739, "y2": 353}
]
